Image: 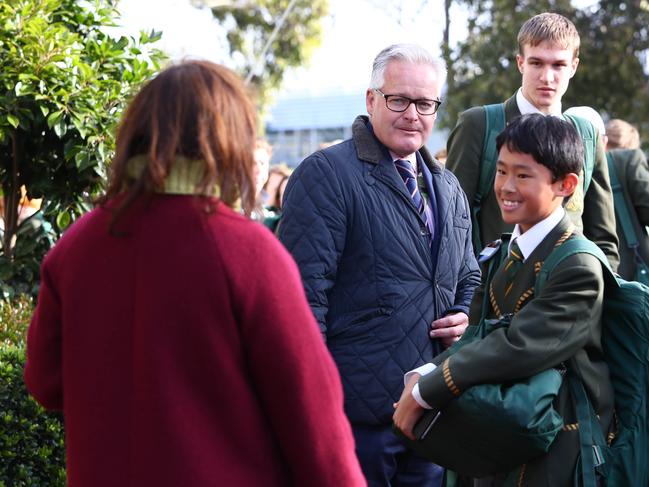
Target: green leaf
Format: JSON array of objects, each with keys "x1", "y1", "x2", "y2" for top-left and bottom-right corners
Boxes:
[
  {"x1": 46, "y1": 110, "x2": 63, "y2": 129},
  {"x1": 55, "y1": 211, "x2": 70, "y2": 230},
  {"x1": 6, "y1": 114, "x2": 19, "y2": 129}
]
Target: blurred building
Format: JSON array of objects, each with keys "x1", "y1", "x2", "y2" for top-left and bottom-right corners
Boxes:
[{"x1": 264, "y1": 91, "x2": 449, "y2": 167}]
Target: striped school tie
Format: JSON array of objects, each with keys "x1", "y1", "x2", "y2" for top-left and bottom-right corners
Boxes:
[
  {"x1": 394, "y1": 159, "x2": 434, "y2": 242},
  {"x1": 503, "y1": 239, "x2": 524, "y2": 296}
]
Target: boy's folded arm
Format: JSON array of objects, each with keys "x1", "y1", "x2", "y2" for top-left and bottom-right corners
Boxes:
[{"x1": 418, "y1": 252, "x2": 604, "y2": 411}]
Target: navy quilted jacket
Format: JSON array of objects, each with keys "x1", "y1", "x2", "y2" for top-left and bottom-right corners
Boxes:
[{"x1": 278, "y1": 116, "x2": 480, "y2": 425}]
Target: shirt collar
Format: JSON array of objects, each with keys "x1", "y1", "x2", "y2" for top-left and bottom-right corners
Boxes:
[
  {"x1": 510, "y1": 206, "x2": 565, "y2": 260},
  {"x1": 516, "y1": 88, "x2": 563, "y2": 117},
  {"x1": 389, "y1": 151, "x2": 417, "y2": 170}
]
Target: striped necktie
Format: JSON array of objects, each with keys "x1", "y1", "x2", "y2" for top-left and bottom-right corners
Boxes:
[
  {"x1": 394, "y1": 159, "x2": 434, "y2": 242},
  {"x1": 503, "y1": 239, "x2": 524, "y2": 296}
]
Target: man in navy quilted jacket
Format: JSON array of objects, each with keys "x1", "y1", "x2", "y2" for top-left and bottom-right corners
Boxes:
[{"x1": 278, "y1": 44, "x2": 480, "y2": 487}]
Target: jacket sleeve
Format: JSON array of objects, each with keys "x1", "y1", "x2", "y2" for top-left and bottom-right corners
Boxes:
[
  {"x1": 238, "y1": 230, "x2": 365, "y2": 487},
  {"x1": 582, "y1": 137, "x2": 620, "y2": 270},
  {"x1": 448, "y1": 182, "x2": 481, "y2": 315},
  {"x1": 445, "y1": 107, "x2": 486, "y2": 206},
  {"x1": 626, "y1": 149, "x2": 649, "y2": 226},
  {"x1": 418, "y1": 252, "x2": 604, "y2": 411},
  {"x1": 24, "y1": 258, "x2": 64, "y2": 411},
  {"x1": 277, "y1": 152, "x2": 347, "y2": 340}
]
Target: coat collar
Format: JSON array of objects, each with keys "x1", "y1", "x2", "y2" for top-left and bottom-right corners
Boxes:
[
  {"x1": 351, "y1": 115, "x2": 442, "y2": 174},
  {"x1": 504, "y1": 93, "x2": 521, "y2": 121}
]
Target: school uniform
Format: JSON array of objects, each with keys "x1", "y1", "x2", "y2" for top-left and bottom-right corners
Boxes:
[
  {"x1": 607, "y1": 148, "x2": 649, "y2": 280},
  {"x1": 446, "y1": 90, "x2": 619, "y2": 270},
  {"x1": 417, "y1": 208, "x2": 615, "y2": 486}
]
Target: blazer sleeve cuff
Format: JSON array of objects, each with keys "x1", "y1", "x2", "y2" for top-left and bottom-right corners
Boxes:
[{"x1": 417, "y1": 358, "x2": 462, "y2": 410}]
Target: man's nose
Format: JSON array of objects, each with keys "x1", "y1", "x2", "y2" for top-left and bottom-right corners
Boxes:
[
  {"x1": 402, "y1": 102, "x2": 419, "y2": 120},
  {"x1": 539, "y1": 66, "x2": 553, "y2": 83}
]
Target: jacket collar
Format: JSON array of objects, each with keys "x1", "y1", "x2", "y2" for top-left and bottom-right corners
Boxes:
[
  {"x1": 504, "y1": 93, "x2": 521, "y2": 121},
  {"x1": 351, "y1": 115, "x2": 441, "y2": 175}
]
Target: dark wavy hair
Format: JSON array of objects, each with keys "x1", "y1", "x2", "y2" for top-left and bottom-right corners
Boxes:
[{"x1": 101, "y1": 60, "x2": 257, "y2": 222}]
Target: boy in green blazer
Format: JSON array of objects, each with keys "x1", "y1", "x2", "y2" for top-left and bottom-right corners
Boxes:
[
  {"x1": 394, "y1": 114, "x2": 614, "y2": 486},
  {"x1": 446, "y1": 12, "x2": 619, "y2": 270}
]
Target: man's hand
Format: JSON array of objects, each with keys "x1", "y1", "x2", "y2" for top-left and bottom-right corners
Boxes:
[
  {"x1": 393, "y1": 373, "x2": 424, "y2": 440},
  {"x1": 430, "y1": 312, "x2": 469, "y2": 349}
]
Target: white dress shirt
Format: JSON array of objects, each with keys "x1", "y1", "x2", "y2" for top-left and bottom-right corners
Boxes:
[{"x1": 516, "y1": 88, "x2": 563, "y2": 117}]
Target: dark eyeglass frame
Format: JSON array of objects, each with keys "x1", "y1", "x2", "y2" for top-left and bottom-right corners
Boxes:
[{"x1": 374, "y1": 89, "x2": 442, "y2": 116}]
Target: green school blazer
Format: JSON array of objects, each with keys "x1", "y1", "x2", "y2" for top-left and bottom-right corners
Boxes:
[
  {"x1": 446, "y1": 92, "x2": 620, "y2": 271},
  {"x1": 419, "y1": 215, "x2": 615, "y2": 486},
  {"x1": 607, "y1": 148, "x2": 649, "y2": 281}
]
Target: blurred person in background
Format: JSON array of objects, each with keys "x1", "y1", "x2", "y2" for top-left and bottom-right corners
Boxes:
[
  {"x1": 254, "y1": 138, "x2": 272, "y2": 196},
  {"x1": 607, "y1": 118, "x2": 640, "y2": 150},
  {"x1": 24, "y1": 60, "x2": 365, "y2": 487},
  {"x1": 606, "y1": 118, "x2": 649, "y2": 281},
  {"x1": 564, "y1": 108, "x2": 649, "y2": 282},
  {"x1": 261, "y1": 163, "x2": 292, "y2": 232}
]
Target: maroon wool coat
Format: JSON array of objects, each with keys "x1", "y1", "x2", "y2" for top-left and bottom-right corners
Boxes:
[{"x1": 25, "y1": 195, "x2": 365, "y2": 487}]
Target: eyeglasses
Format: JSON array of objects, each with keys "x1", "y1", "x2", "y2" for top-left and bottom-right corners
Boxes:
[{"x1": 374, "y1": 89, "x2": 442, "y2": 116}]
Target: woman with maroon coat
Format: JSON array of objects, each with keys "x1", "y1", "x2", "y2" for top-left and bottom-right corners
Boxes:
[{"x1": 24, "y1": 61, "x2": 365, "y2": 487}]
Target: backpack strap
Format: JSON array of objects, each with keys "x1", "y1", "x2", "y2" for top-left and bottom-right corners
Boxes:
[
  {"x1": 564, "y1": 114, "x2": 596, "y2": 193},
  {"x1": 473, "y1": 103, "x2": 506, "y2": 251},
  {"x1": 607, "y1": 152, "x2": 642, "y2": 251},
  {"x1": 568, "y1": 373, "x2": 609, "y2": 487},
  {"x1": 535, "y1": 237, "x2": 614, "y2": 487},
  {"x1": 535, "y1": 237, "x2": 614, "y2": 293}
]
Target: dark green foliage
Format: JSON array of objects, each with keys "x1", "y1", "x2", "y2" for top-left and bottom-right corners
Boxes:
[
  {"x1": 0, "y1": 298, "x2": 65, "y2": 485},
  {"x1": 440, "y1": 1, "x2": 649, "y2": 149},
  {"x1": 0, "y1": 0, "x2": 164, "y2": 299},
  {"x1": 571, "y1": 2, "x2": 649, "y2": 146}
]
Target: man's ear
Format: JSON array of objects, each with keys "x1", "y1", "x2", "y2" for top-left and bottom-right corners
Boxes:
[
  {"x1": 516, "y1": 53, "x2": 525, "y2": 74},
  {"x1": 556, "y1": 173, "x2": 580, "y2": 197},
  {"x1": 366, "y1": 89, "x2": 375, "y2": 117},
  {"x1": 569, "y1": 56, "x2": 580, "y2": 78}
]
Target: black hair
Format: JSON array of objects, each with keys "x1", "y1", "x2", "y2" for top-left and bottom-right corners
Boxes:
[{"x1": 495, "y1": 113, "x2": 583, "y2": 181}]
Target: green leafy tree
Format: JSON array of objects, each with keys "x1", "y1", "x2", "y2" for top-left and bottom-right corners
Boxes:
[
  {"x1": 211, "y1": 0, "x2": 328, "y2": 108},
  {"x1": 440, "y1": 0, "x2": 649, "y2": 148},
  {"x1": 571, "y1": 2, "x2": 649, "y2": 144},
  {"x1": 0, "y1": 0, "x2": 164, "y2": 298}
]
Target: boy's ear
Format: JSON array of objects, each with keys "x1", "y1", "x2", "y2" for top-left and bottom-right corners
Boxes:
[{"x1": 555, "y1": 173, "x2": 579, "y2": 197}]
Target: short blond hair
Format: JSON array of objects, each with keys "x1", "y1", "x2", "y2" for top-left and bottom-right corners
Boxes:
[
  {"x1": 518, "y1": 13, "x2": 580, "y2": 58},
  {"x1": 606, "y1": 119, "x2": 640, "y2": 150}
]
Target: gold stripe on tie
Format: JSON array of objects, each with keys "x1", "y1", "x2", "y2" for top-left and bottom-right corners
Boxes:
[
  {"x1": 510, "y1": 248, "x2": 523, "y2": 260},
  {"x1": 504, "y1": 282, "x2": 514, "y2": 297}
]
